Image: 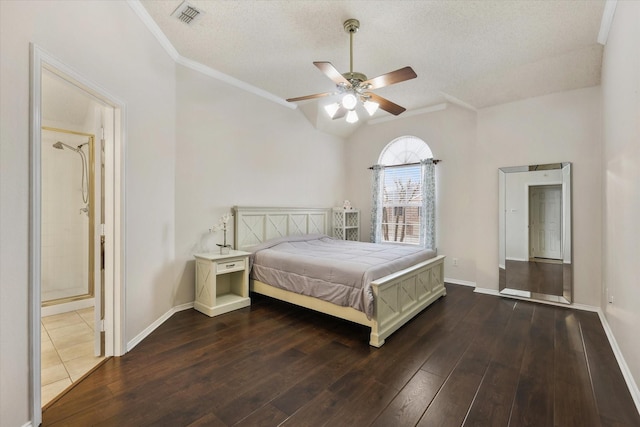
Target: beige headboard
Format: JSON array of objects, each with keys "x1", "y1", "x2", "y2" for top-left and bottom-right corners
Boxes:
[{"x1": 233, "y1": 206, "x2": 331, "y2": 251}]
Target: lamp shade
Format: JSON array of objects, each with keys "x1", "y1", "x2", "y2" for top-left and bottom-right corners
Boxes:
[
  {"x1": 364, "y1": 100, "x2": 379, "y2": 116},
  {"x1": 324, "y1": 102, "x2": 340, "y2": 118}
]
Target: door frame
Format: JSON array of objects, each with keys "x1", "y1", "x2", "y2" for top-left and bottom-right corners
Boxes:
[
  {"x1": 529, "y1": 184, "x2": 562, "y2": 260},
  {"x1": 525, "y1": 182, "x2": 563, "y2": 260},
  {"x1": 29, "y1": 44, "x2": 126, "y2": 424}
]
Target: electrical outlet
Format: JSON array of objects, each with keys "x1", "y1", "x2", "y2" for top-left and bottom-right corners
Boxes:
[
  {"x1": 609, "y1": 294, "x2": 614, "y2": 304},
  {"x1": 452, "y1": 258, "x2": 459, "y2": 267}
]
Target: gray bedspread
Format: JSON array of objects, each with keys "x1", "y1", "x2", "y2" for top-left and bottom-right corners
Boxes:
[{"x1": 249, "y1": 234, "x2": 437, "y2": 318}]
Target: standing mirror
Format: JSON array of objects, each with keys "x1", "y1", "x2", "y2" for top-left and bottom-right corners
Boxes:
[{"x1": 499, "y1": 163, "x2": 572, "y2": 304}]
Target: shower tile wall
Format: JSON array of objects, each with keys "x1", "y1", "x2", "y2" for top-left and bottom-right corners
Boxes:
[{"x1": 42, "y1": 131, "x2": 90, "y2": 302}]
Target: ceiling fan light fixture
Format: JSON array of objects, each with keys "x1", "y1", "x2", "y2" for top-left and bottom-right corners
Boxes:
[
  {"x1": 324, "y1": 102, "x2": 340, "y2": 118},
  {"x1": 346, "y1": 110, "x2": 359, "y2": 123},
  {"x1": 287, "y1": 18, "x2": 417, "y2": 123},
  {"x1": 364, "y1": 100, "x2": 379, "y2": 116},
  {"x1": 342, "y1": 93, "x2": 358, "y2": 110}
]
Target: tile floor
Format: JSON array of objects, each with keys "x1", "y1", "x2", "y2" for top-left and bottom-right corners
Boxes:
[{"x1": 41, "y1": 307, "x2": 105, "y2": 406}]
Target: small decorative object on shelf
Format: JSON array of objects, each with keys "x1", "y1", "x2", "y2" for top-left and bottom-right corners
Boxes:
[
  {"x1": 210, "y1": 213, "x2": 232, "y2": 254},
  {"x1": 343, "y1": 199, "x2": 353, "y2": 210}
]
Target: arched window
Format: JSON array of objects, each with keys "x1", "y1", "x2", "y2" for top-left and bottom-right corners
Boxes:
[
  {"x1": 371, "y1": 136, "x2": 436, "y2": 248},
  {"x1": 379, "y1": 136, "x2": 433, "y2": 165}
]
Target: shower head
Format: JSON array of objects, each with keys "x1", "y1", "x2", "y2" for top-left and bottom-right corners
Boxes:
[{"x1": 53, "y1": 141, "x2": 80, "y2": 152}]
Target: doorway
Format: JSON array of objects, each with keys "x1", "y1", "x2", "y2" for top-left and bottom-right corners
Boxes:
[
  {"x1": 529, "y1": 184, "x2": 562, "y2": 260},
  {"x1": 40, "y1": 122, "x2": 103, "y2": 406},
  {"x1": 30, "y1": 44, "x2": 124, "y2": 424}
]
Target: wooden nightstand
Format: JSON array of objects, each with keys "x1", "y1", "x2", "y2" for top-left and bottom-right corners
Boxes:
[{"x1": 193, "y1": 250, "x2": 251, "y2": 317}]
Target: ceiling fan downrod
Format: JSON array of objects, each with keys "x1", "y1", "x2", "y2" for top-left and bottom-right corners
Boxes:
[{"x1": 343, "y1": 19, "x2": 367, "y2": 84}]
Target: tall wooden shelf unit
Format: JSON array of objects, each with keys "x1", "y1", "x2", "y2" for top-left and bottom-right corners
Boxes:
[{"x1": 333, "y1": 208, "x2": 360, "y2": 241}]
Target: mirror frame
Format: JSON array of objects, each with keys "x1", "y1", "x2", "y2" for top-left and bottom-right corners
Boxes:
[{"x1": 498, "y1": 162, "x2": 572, "y2": 304}]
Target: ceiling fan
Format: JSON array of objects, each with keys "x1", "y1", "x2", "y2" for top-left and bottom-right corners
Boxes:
[{"x1": 286, "y1": 18, "x2": 417, "y2": 123}]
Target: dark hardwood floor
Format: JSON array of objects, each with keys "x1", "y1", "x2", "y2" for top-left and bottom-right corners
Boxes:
[
  {"x1": 504, "y1": 260, "x2": 565, "y2": 296},
  {"x1": 42, "y1": 284, "x2": 640, "y2": 426}
]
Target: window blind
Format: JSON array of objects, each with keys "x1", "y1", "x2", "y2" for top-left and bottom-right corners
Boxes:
[{"x1": 381, "y1": 164, "x2": 422, "y2": 244}]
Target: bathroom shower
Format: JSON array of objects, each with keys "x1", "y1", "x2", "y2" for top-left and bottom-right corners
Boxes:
[
  {"x1": 53, "y1": 140, "x2": 89, "y2": 207},
  {"x1": 41, "y1": 127, "x2": 97, "y2": 308}
]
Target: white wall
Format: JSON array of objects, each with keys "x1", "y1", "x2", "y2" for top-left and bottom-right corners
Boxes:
[
  {"x1": 601, "y1": 0, "x2": 640, "y2": 394},
  {"x1": 0, "y1": 1, "x2": 176, "y2": 425},
  {"x1": 173, "y1": 65, "x2": 346, "y2": 305},
  {"x1": 476, "y1": 87, "x2": 602, "y2": 305},
  {"x1": 345, "y1": 105, "x2": 478, "y2": 285}
]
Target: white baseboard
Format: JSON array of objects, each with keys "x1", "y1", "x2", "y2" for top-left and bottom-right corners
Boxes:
[
  {"x1": 596, "y1": 308, "x2": 640, "y2": 414},
  {"x1": 473, "y1": 286, "x2": 500, "y2": 296},
  {"x1": 571, "y1": 302, "x2": 600, "y2": 312},
  {"x1": 444, "y1": 278, "x2": 477, "y2": 287},
  {"x1": 126, "y1": 302, "x2": 194, "y2": 352},
  {"x1": 41, "y1": 298, "x2": 95, "y2": 317},
  {"x1": 22, "y1": 422, "x2": 34, "y2": 427}
]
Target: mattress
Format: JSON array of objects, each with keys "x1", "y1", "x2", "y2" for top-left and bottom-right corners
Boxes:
[{"x1": 249, "y1": 234, "x2": 437, "y2": 317}]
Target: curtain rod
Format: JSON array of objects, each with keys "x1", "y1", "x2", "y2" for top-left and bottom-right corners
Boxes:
[{"x1": 368, "y1": 159, "x2": 441, "y2": 170}]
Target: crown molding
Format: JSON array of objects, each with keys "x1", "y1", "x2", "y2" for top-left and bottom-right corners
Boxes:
[
  {"x1": 126, "y1": 0, "x2": 294, "y2": 110},
  {"x1": 367, "y1": 103, "x2": 447, "y2": 125},
  {"x1": 126, "y1": 0, "x2": 180, "y2": 60},
  {"x1": 175, "y1": 56, "x2": 295, "y2": 109},
  {"x1": 440, "y1": 92, "x2": 478, "y2": 112},
  {"x1": 597, "y1": 0, "x2": 618, "y2": 45}
]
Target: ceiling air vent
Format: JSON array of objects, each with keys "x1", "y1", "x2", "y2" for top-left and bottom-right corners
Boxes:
[{"x1": 171, "y1": 1, "x2": 204, "y2": 25}]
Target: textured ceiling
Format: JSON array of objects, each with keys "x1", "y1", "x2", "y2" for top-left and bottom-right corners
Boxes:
[{"x1": 139, "y1": 0, "x2": 606, "y2": 135}]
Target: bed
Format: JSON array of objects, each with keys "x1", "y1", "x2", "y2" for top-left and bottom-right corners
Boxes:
[{"x1": 233, "y1": 206, "x2": 446, "y2": 347}]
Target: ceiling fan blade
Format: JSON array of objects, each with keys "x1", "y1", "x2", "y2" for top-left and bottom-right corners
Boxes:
[
  {"x1": 366, "y1": 92, "x2": 407, "y2": 116},
  {"x1": 314, "y1": 62, "x2": 350, "y2": 86},
  {"x1": 363, "y1": 66, "x2": 417, "y2": 90},
  {"x1": 286, "y1": 92, "x2": 333, "y2": 102}
]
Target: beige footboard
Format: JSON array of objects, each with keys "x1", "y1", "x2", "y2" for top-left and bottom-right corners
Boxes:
[
  {"x1": 368, "y1": 255, "x2": 446, "y2": 347},
  {"x1": 251, "y1": 255, "x2": 446, "y2": 347}
]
